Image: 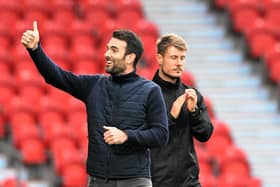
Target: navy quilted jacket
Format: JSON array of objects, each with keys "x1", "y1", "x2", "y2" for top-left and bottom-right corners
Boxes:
[{"x1": 28, "y1": 45, "x2": 169, "y2": 179}]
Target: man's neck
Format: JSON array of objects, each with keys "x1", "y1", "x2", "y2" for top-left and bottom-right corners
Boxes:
[{"x1": 159, "y1": 70, "x2": 177, "y2": 84}]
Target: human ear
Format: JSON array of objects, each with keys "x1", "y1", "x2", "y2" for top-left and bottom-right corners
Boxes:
[
  {"x1": 156, "y1": 53, "x2": 163, "y2": 66},
  {"x1": 126, "y1": 53, "x2": 136, "y2": 64}
]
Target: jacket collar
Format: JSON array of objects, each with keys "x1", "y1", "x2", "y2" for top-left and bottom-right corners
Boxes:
[
  {"x1": 152, "y1": 70, "x2": 180, "y2": 89},
  {"x1": 111, "y1": 70, "x2": 138, "y2": 83}
]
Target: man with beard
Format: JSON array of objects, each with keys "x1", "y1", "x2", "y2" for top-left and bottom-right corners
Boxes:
[
  {"x1": 21, "y1": 21, "x2": 169, "y2": 187},
  {"x1": 151, "y1": 33, "x2": 214, "y2": 187}
]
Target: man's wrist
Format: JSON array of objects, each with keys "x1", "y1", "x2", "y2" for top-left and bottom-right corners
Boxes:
[{"x1": 190, "y1": 105, "x2": 198, "y2": 113}]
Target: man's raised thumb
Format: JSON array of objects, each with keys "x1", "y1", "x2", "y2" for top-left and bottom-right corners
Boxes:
[{"x1": 33, "y1": 21, "x2": 38, "y2": 32}]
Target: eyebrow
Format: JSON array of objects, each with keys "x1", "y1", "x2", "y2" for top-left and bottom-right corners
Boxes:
[{"x1": 107, "y1": 45, "x2": 119, "y2": 51}]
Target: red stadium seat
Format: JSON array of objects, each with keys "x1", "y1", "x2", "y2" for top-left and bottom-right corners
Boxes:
[
  {"x1": 205, "y1": 123, "x2": 234, "y2": 162},
  {"x1": 0, "y1": 61, "x2": 11, "y2": 76},
  {"x1": 72, "y1": 59, "x2": 101, "y2": 74},
  {"x1": 135, "y1": 19, "x2": 160, "y2": 39},
  {"x1": 218, "y1": 172, "x2": 251, "y2": 187},
  {"x1": 9, "y1": 110, "x2": 36, "y2": 127},
  {"x1": 12, "y1": 43, "x2": 31, "y2": 63},
  {"x1": 227, "y1": 0, "x2": 261, "y2": 33},
  {"x1": 50, "y1": 0, "x2": 77, "y2": 25},
  {"x1": 83, "y1": 0, "x2": 112, "y2": 28},
  {"x1": 0, "y1": 83, "x2": 15, "y2": 114},
  {"x1": 263, "y1": 0, "x2": 280, "y2": 27},
  {"x1": 20, "y1": 138, "x2": 47, "y2": 165},
  {"x1": 11, "y1": 120, "x2": 41, "y2": 149},
  {"x1": 267, "y1": 61, "x2": 280, "y2": 83},
  {"x1": 61, "y1": 163, "x2": 88, "y2": 187},
  {"x1": 181, "y1": 70, "x2": 197, "y2": 87},
  {"x1": 38, "y1": 108, "x2": 65, "y2": 129},
  {"x1": 200, "y1": 173, "x2": 217, "y2": 187},
  {"x1": 137, "y1": 67, "x2": 155, "y2": 80},
  {"x1": 23, "y1": 0, "x2": 50, "y2": 23},
  {"x1": 245, "y1": 18, "x2": 277, "y2": 59},
  {"x1": 0, "y1": 113, "x2": 6, "y2": 138},
  {"x1": 218, "y1": 145, "x2": 250, "y2": 177},
  {"x1": 70, "y1": 43, "x2": 99, "y2": 62},
  {"x1": 0, "y1": 0, "x2": 21, "y2": 25},
  {"x1": 263, "y1": 43, "x2": 280, "y2": 83},
  {"x1": 14, "y1": 61, "x2": 45, "y2": 86},
  {"x1": 1, "y1": 178, "x2": 27, "y2": 187},
  {"x1": 41, "y1": 120, "x2": 73, "y2": 146}
]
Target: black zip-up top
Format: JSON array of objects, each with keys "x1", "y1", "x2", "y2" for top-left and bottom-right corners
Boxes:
[
  {"x1": 151, "y1": 71, "x2": 213, "y2": 187},
  {"x1": 27, "y1": 46, "x2": 169, "y2": 179}
]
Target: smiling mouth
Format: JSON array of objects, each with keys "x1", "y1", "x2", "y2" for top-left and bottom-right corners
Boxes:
[{"x1": 106, "y1": 61, "x2": 113, "y2": 65}]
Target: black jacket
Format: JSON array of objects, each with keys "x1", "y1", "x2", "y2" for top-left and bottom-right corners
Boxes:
[
  {"x1": 151, "y1": 71, "x2": 213, "y2": 187},
  {"x1": 28, "y1": 46, "x2": 169, "y2": 179}
]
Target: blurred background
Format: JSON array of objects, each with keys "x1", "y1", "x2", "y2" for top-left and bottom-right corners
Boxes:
[{"x1": 0, "y1": 0, "x2": 280, "y2": 186}]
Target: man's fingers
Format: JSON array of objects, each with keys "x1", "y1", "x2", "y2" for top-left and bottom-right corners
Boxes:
[
  {"x1": 33, "y1": 21, "x2": 38, "y2": 32},
  {"x1": 103, "y1": 126, "x2": 112, "y2": 130}
]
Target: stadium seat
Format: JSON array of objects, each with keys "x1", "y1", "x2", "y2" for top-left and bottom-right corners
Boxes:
[
  {"x1": 195, "y1": 146, "x2": 214, "y2": 176},
  {"x1": 205, "y1": 122, "x2": 234, "y2": 163},
  {"x1": 50, "y1": 0, "x2": 77, "y2": 25},
  {"x1": 181, "y1": 70, "x2": 197, "y2": 88},
  {"x1": 38, "y1": 109, "x2": 65, "y2": 130},
  {"x1": 72, "y1": 59, "x2": 101, "y2": 74},
  {"x1": 9, "y1": 110, "x2": 36, "y2": 127},
  {"x1": 227, "y1": 0, "x2": 261, "y2": 33},
  {"x1": 12, "y1": 43, "x2": 31, "y2": 63},
  {"x1": 66, "y1": 105, "x2": 87, "y2": 139},
  {"x1": 82, "y1": 0, "x2": 112, "y2": 28},
  {"x1": 0, "y1": 83, "x2": 15, "y2": 114},
  {"x1": 51, "y1": 138, "x2": 83, "y2": 175},
  {"x1": 267, "y1": 60, "x2": 280, "y2": 83},
  {"x1": 217, "y1": 172, "x2": 251, "y2": 187},
  {"x1": 14, "y1": 61, "x2": 44, "y2": 86},
  {"x1": 41, "y1": 120, "x2": 73, "y2": 147},
  {"x1": 135, "y1": 19, "x2": 160, "y2": 39},
  {"x1": 23, "y1": 0, "x2": 50, "y2": 23},
  {"x1": 0, "y1": 32, "x2": 12, "y2": 56},
  {"x1": 41, "y1": 20, "x2": 69, "y2": 45},
  {"x1": 137, "y1": 67, "x2": 155, "y2": 80},
  {"x1": 55, "y1": 148, "x2": 84, "y2": 175},
  {"x1": 0, "y1": 113, "x2": 5, "y2": 138},
  {"x1": 11, "y1": 120, "x2": 41, "y2": 149},
  {"x1": 61, "y1": 163, "x2": 88, "y2": 187},
  {"x1": 0, "y1": 0, "x2": 21, "y2": 25},
  {"x1": 245, "y1": 18, "x2": 277, "y2": 59},
  {"x1": 20, "y1": 138, "x2": 47, "y2": 165},
  {"x1": 1, "y1": 178, "x2": 27, "y2": 187},
  {"x1": 200, "y1": 173, "x2": 217, "y2": 187},
  {"x1": 263, "y1": 0, "x2": 280, "y2": 27},
  {"x1": 0, "y1": 62, "x2": 11, "y2": 77},
  {"x1": 218, "y1": 145, "x2": 250, "y2": 177},
  {"x1": 263, "y1": 43, "x2": 280, "y2": 83}
]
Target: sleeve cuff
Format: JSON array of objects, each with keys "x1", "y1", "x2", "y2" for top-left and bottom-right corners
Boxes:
[
  {"x1": 123, "y1": 130, "x2": 138, "y2": 144},
  {"x1": 190, "y1": 107, "x2": 201, "y2": 119}
]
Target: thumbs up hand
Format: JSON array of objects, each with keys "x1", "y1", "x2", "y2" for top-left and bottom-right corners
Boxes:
[{"x1": 21, "y1": 21, "x2": 40, "y2": 50}]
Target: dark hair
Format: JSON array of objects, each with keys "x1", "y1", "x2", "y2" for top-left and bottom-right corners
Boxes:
[{"x1": 112, "y1": 30, "x2": 143, "y2": 67}]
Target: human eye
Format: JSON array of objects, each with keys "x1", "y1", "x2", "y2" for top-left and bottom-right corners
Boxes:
[{"x1": 170, "y1": 55, "x2": 177, "y2": 60}]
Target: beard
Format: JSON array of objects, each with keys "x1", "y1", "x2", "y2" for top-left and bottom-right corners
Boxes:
[
  {"x1": 161, "y1": 67, "x2": 182, "y2": 81},
  {"x1": 105, "y1": 57, "x2": 126, "y2": 75}
]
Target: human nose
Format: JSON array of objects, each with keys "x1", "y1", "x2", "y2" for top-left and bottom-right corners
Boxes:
[
  {"x1": 176, "y1": 59, "x2": 184, "y2": 66},
  {"x1": 104, "y1": 49, "x2": 110, "y2": 59}
]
